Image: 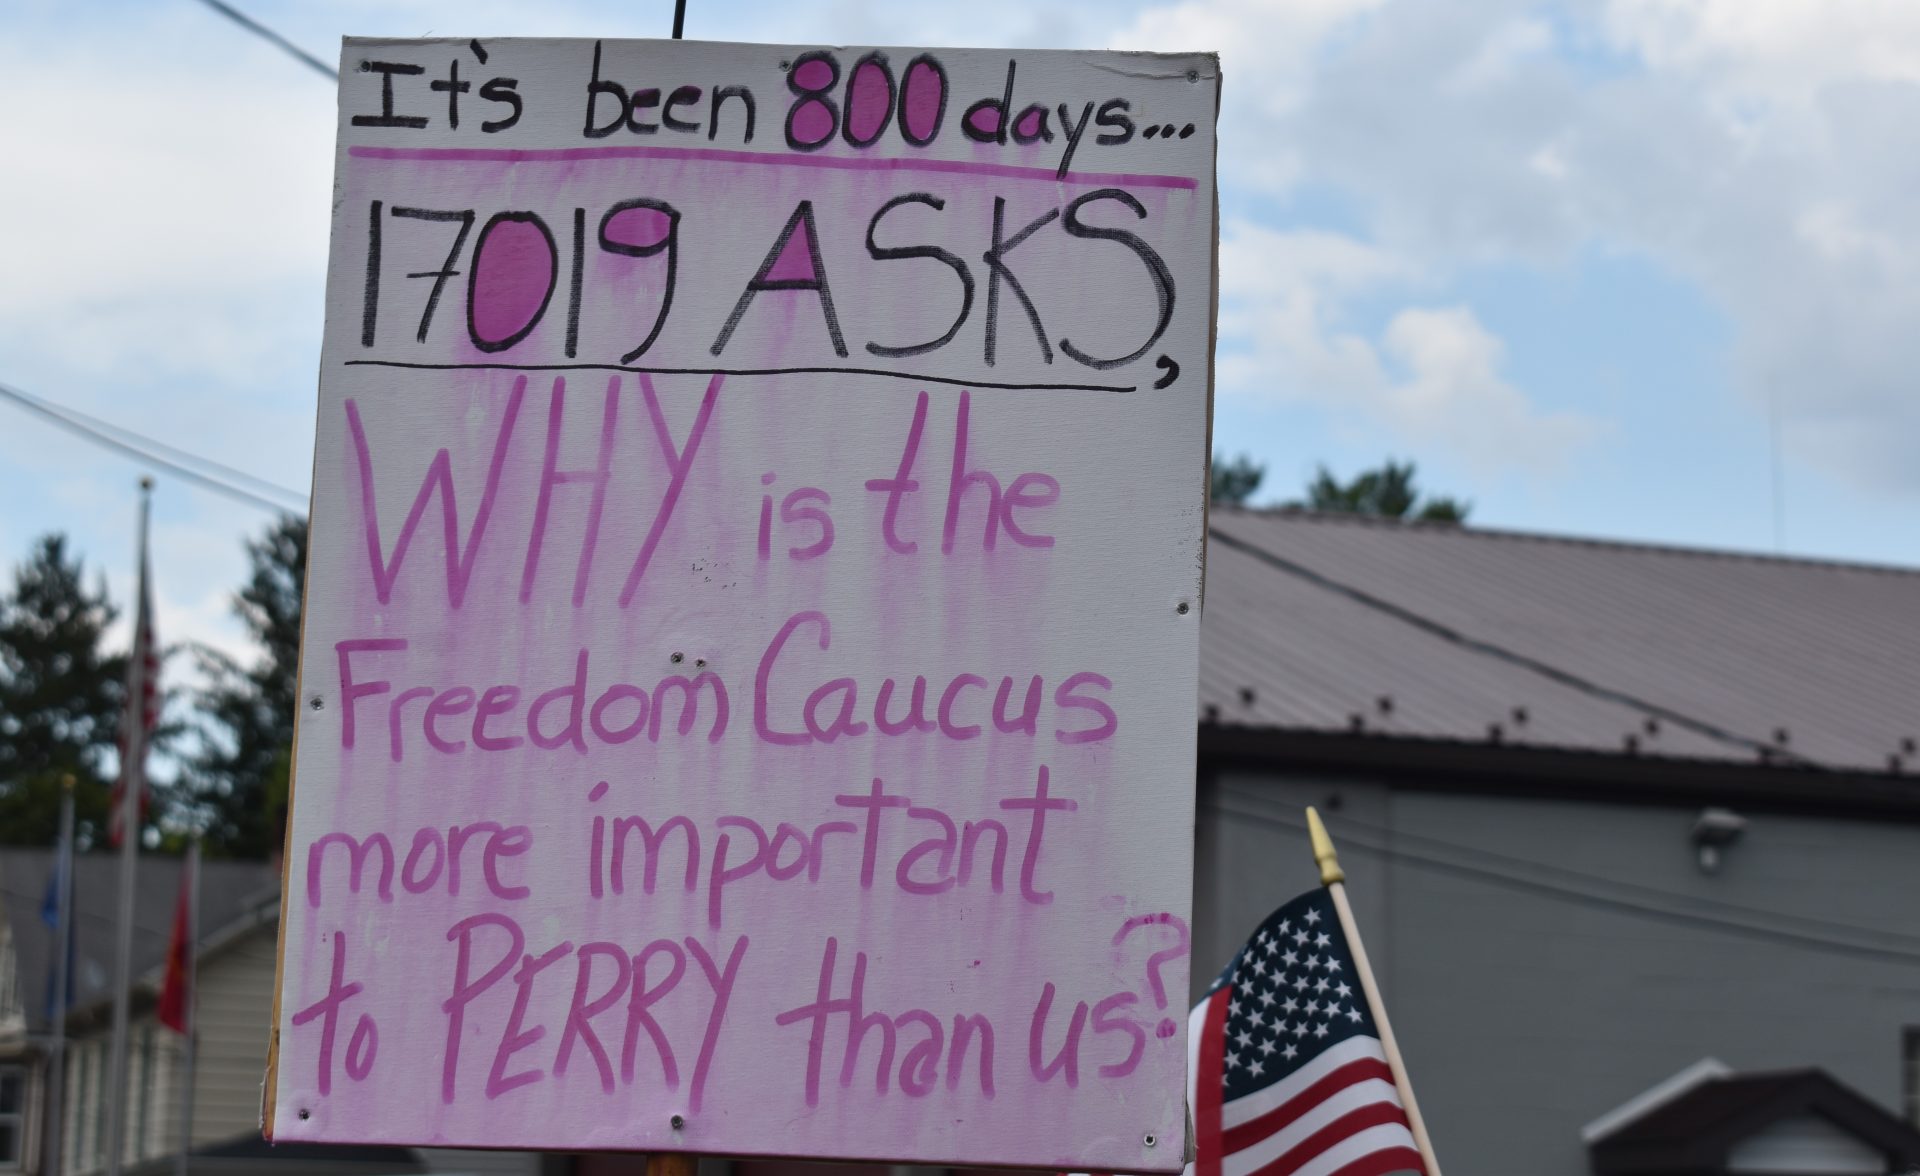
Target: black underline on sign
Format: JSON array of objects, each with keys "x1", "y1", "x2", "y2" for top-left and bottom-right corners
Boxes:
[{"x1": 343, "y1": 360, "x2": 1139, "y2": 394}]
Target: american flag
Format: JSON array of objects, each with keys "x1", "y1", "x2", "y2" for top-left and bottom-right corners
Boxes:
[
  {"x1": 108, "y1": 546, "x2": 158, "y2": 848},
  {"x1": 1186, "y1": 888, "x2": 1424, "y2": 1176}
]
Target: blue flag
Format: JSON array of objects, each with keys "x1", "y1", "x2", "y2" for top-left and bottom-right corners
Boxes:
[{"x1": 40, "y1": 854, "x2": 73, "y2": 1019}]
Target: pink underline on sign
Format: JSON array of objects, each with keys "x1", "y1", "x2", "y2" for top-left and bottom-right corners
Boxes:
[{"x1": 346, "y1": 144, "x2": 1201, "y2": 190}]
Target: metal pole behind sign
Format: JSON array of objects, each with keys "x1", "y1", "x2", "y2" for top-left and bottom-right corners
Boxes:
[
  {"x1": 106, "y1": 477, "x2": 153, "y2": 1176},
  {"x1": 174, "y1": 841, "x2": 201, "y2": 1176},
  {"x1": 43, "y1": 782, "x2": 75, "y2": 1176},
  {"x1": 647, "y1": 1151, "x2": 695, "y2": 1176},
  {"x1": 672, "y1": 0, "x2": 686, "y2": 38}
]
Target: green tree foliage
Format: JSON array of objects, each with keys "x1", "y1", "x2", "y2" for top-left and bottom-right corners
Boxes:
[
  {"x1": 1210, "y1": 452, "x2": 1266, "y2": 504},
  {"x1": 1297, "y1": 460, "x2": 1470, "y2": 522},
  {"x1": 178, "y1": 514, "x2": 305, "y2": 857},
  {"x1": 0, "y1": 535, "x2": 127, "y2": 845}
]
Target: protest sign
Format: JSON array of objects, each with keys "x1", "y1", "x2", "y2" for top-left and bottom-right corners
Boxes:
[{"x1": 267, "y1": 36, "x2": 1217, "y2": 1172}]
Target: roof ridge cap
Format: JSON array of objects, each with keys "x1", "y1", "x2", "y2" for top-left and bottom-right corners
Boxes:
[{"x1": 1222, "y1": 505, "x2": 1920, "y2": 577}]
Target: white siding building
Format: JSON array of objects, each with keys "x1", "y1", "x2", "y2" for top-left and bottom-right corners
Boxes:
[{"x1": 0, "y1": 852, "x2": 545, "y2": 1176}]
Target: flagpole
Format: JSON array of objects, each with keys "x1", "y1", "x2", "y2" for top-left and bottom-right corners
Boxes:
[
  {"x1": 106, "y1": 476, "x2": 154, "y2": 1176},
  {"x1": 1307, "y1": 807, "x2": 1442, "y2": 1176},
  {"x1": 174, "y1": 840, "x2": 200, "y2": 1176},
  {"x1": 44, "y1": 778, "x2": 75, "y2": 1176}
]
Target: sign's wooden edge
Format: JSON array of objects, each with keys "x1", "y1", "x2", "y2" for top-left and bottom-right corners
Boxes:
[
  {"x1": 1200, "y1": 54, "x2": 1221, "y2": 621},
  {"x1": 261, "y1": 516, "x2": 317, "y2": 1140},
  {"x1": 1189, "y1": 51, "x2": 1222, "y2": 1166},
  {"x1": 1182, "y1": 55, "x2": 1228, "y2": 1168},
  {"x1": 262, "y1": 206, "x2": 340, "y2": 1138},
  {"x1": 265, "y1": 39, "x2": 355, "y2": 1140}
]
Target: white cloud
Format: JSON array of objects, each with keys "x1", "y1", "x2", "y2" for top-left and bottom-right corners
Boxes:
[
  {"x1": 1590, "y1": 0, "x2": 1920, "y2": 490},
  {"x1": 1380, "y1": 305, "x2": 1601, "y2": 468},
  {"x1": 1118, "y1": 0, "x2": 1389, "y2": 115},
  {"x1": 1113, "y1": 0, "x2": 1604, "y2": 476},
  {"x1": 0, "y1": 33, "x2": 333, "y2": 294},
  {"x1": 1214, "y1": 221, "x2": 1599, "y2": 470},
  {"x1": 0, "y1": 3, "x2": 329, "y2": 687},
  {"x1": 1220, "y1": 221, "x2": 1411, "y2": 299},
  {"x1": 1445, "y1": 14, "x2": 1554, "y2": 93},
  {"x1": 1118, "y1": 0, "x2": 1920, "y2": 495},
  {"x1": 1604, "y1": 0, "x2": 1920, "y2": 96},
  {"x1": 1214, "y1": 221, "x2": 1398, "y2": 401},
  {"x1": 0, "y1": 18, "x2": 334, "y2": 377},
  {"x1": 1111, "y1": 0, "x2": 1390, "y2": 193}
]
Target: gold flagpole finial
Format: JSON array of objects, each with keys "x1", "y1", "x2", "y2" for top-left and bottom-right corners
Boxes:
[{"x1": 1307, "y1": 807, "x2": 1345, "y2": 886}]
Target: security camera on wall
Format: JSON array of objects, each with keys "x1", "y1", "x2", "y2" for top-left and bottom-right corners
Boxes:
[{"x1": 1690, "y1": 807, "x2": 1747, "y2": 873}]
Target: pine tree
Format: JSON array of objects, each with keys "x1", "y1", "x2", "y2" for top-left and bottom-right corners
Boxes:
[
  {"x1": 1211, "y1": 453, "x2": 1266, "y2": 504},
  {"x1": 178, "y1": 515, "x2": 305, "y2": 857},
  {"x1": 0, "y1": 535, "x2": 127, "y2": 845},
  {"x1": 1298, "y1": 460, "x2": 1471, "y2": 522}
]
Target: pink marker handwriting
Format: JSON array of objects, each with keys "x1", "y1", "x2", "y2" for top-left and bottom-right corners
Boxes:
[
  {"x1": 753, "y1": 611, "x2": 1115, "y2": 747},
  {"x1": 438, "y1": 913, "x2": 745, "y2": 1110},
  {"x1": 333, "y1": 620, "x2": 1113, "y2": 760},
  {"x1": 344, "y1": 373, "x2": 719, "y2": 610},
  {"x1": 582, "y1": 766, "x2": 1077, "y2": 925}
]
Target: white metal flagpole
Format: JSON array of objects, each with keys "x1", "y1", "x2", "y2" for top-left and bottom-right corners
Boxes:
[
  {"x1": 1307, "y1": 807, "x2": 1442, "y2": 1176},
  {"x1": 44, "y1": 778, "x2": 75, "y2": 1176},
  {"x1": 105, "y1": 477, "x2": 154, "y2": 1176},
  {"x1": 174, "y1": 840, "x2": 200, "y2": 1176}
]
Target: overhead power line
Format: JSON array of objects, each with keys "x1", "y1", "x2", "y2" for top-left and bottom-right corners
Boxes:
[
  {"x1": 1214, "y1": 782, "x2": 1920, "y2": 953},
  {"x1": 1206, "y1": 798, "x2": 1920, "y2": 966},
  {"x1": 0, "y1": 381, "x2": 307, "y2": 515},
  {"x1": 189, "y1": 0, "x2": 338, "y2": 81},
  {"x1": 11, "y1": 386, "x2": 307, "y2": 504}
]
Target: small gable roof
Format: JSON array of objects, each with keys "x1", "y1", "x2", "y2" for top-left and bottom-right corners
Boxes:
[{"x1": 1588, "y1": 1067, "x2": 1920, "y2": 1174}]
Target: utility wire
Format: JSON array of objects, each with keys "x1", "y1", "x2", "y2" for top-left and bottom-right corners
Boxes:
[
  {"x1": 189, "y1": 0, "x2": 337, "y2": 81},
  {"x1": 0, "y1": 382, "x2": 307, "y2": 515},
  {"x1": 1206, "y1": 799, "x2": 1920, "y2": 966},
  {"x1": 6, "y1": 384, "x2": 307, "y2": 505},
  {"x1": 1215, "y1": 782, "x2": 1920, "y2": 952}
]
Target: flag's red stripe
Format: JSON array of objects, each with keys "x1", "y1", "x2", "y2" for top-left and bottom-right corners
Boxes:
[
  {"x1": 1222, "y1": 1057, "x2": 1400, "y2": 1152},
  {"x1": 157, "y1": 874, "x2": 191, "y2": 1033},
  {"x1": 1325, "y1": 1146, "x2": 1425, "y2": 1176},
  {"x1": 1196, "y1": 986, "x2": 1232, "y2": 1176},
  {"x1": 1244, "y1": 1103, "x2": 1410, "y2": 1176}
]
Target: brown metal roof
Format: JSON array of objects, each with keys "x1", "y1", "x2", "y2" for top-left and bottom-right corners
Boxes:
[{"x1": 1201, "y1": 507, "x2": 1920, "y2": 774}]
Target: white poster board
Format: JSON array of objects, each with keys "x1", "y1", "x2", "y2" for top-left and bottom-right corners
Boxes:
[{"x1": 268, "y1": 36, "x2": 1216, "y2": 1172}]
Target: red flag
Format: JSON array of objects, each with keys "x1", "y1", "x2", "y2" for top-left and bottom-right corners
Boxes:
[
  {"x1": 157, "y1": 866, "x2": 191, "y2": 1033},
  {"x1": 108, "y1": 548, "x2": 159, "y2": 849}
]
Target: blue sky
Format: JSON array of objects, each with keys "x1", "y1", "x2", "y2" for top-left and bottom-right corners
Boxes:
[{"x1": 7, "y1": 0, "x2": 1920, "y2": 671}]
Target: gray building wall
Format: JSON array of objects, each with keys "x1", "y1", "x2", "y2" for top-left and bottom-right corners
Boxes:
[{"x1": 1195, "y1": 768, "x2": 1920, "y2": 1176}]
